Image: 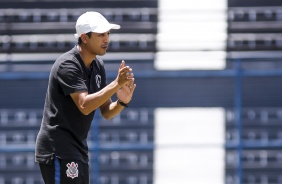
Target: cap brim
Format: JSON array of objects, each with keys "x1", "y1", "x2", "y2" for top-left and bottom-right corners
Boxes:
[
  {"x1": 74, "y1": 24, "x2": 120, "y2": 38},
  {"x1": 93, "y1": 23, "x2": 121, "y2": 33}
]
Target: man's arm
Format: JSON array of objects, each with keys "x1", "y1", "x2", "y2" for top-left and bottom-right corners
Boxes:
[
  {"x1": 99, "y1": 78, "x2": 136, "y2": 119},
  {"x1": 70, "y1": 60, "x2": 135, "y2": 117},
  {"x1": 99, "y1": 99, "x2": 124, "y2": 120},
  {"x1": 70, "y1": 79, "x2": 121, "y2": 116}
]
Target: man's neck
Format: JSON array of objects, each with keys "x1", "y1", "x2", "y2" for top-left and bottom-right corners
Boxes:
[{"x1": 76, "y1": 45, "x2": 96, "y2": 68}]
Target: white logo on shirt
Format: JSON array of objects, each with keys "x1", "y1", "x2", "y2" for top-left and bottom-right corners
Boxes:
[
  {"x1": 96, "y1": 74, "x2": 101, "y2": 88},
  {"x1": 66, "y1": 162, "x2": 79, "y2": 179}
]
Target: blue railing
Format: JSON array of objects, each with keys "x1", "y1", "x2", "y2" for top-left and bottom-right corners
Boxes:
[{"x1": 1, "y1": 59, "x2": 282, "y2": 184}]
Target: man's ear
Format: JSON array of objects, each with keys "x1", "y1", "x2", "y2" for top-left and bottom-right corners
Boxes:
[{"x1": 80, "y1": 34, "x2": 88, "y2": 43}]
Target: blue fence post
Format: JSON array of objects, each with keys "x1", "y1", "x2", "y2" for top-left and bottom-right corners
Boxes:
[
  {"x1": 235, "y1": 59, "x2": 243, "y2": 184},
  {"x1": 91, "y1": 110, "x2": 101, "y2": 184}
]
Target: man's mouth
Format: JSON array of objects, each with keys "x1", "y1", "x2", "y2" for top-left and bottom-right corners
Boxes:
[{"x1": 102, "y1": 45, "x2": 108, "y2": 49}]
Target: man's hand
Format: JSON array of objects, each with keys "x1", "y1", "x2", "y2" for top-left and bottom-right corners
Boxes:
[
  {"x1": 116, "y1": 60, "x2": 134, "y2": 87},
  {"x1": 116, "y1": 60, "x2": 136, "y2": 104},
  {"x1": 117, "y1": 78, "x2": 136, "y2": 104}
]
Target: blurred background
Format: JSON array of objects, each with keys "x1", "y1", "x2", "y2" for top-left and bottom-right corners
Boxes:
[{"x1": 0, "y1": 0, "x2": 282, "y2": 183}]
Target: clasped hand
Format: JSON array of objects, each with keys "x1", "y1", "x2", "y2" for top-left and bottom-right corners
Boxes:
[{"x1": 116, "y1": 60, "x2": 136, "y2": 104}]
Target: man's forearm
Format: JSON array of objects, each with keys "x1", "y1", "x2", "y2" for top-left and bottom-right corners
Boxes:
[
  {"x1": 79, "y1": 80, "x2": 121, "y2": 115},
  {"x1": 100, "y1": 100, "x2": 125, "y2": 120}
]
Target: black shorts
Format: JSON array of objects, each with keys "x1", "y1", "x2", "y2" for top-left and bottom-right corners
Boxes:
[{"x1": 39, "y1": 156, "x2": 89, "y2": 184}]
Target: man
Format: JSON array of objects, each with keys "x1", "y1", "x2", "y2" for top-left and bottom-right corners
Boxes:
[{"x1": 35, "y1": 11, "x2": 136, "y2": 183}]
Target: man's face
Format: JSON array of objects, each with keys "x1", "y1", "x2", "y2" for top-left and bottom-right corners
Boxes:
[{"x1": 86, "y1": 31, "x2": 110, "y2": 56}]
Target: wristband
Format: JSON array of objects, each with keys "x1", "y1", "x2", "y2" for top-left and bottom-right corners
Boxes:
[{"x1": 118, "y1": 99, "x2": 129, "y2": 107}]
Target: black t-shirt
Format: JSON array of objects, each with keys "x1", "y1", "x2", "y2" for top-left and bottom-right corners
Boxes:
[{"x1": 35, "y1": 46, "x2": 107, "y2": 164}]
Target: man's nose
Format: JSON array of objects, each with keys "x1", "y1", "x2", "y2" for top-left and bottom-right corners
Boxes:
[{"x1": 104, "y1": 34, "x2": 110, "y2": 43}]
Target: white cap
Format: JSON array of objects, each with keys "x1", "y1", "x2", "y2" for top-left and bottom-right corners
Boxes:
[{"x1": 74, "y1": 11, "x2": 120, "y2": 38}]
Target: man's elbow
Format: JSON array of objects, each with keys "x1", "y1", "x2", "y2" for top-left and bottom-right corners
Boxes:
[
  {"x1": 103, "y1": 115, "x2": 113, "y2": 120},
  {"x1": 101, "y1": 112, "x2": 113, "y2": 120},
  {"x1": 79, "y1": 106, "x2": 92, "y2": 116}
]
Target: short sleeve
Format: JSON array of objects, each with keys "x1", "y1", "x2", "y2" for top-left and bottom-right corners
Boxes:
[{"x1": 57, "y1": 60, "x2": 87, "y2": 95}]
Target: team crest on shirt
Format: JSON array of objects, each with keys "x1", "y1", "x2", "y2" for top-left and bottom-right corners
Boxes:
[
  {"x1": 66, "y1": 162, "x2": 79, "y2": 179},
  {"x1": 96, "y1": 74, "x2": 101, "y2": 88}
]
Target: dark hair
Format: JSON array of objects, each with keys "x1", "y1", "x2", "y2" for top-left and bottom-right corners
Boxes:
[{"x1": 78, "y1": 32, "x2": 92, "y2": 45}]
